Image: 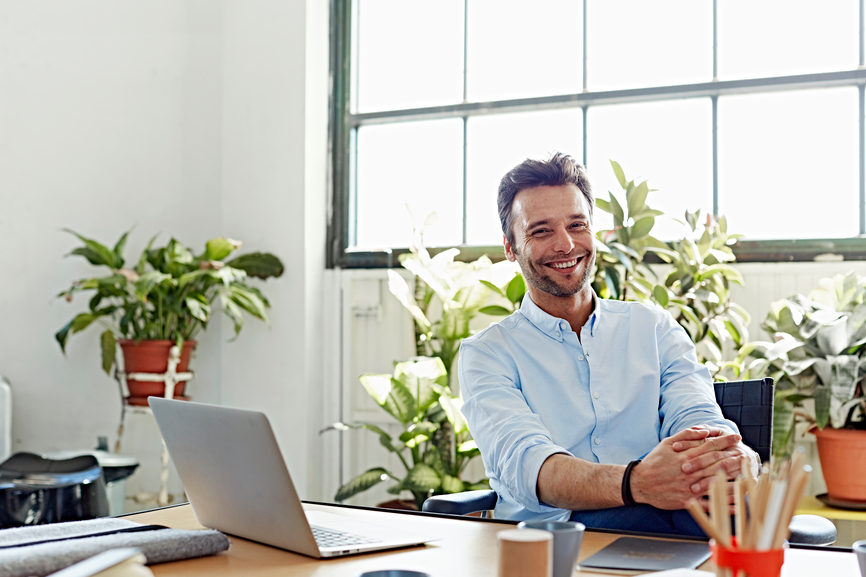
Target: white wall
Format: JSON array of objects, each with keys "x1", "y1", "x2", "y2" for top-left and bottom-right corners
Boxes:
[{"x1": 0, "y1": 0, "x2": 330, "y2": 504}]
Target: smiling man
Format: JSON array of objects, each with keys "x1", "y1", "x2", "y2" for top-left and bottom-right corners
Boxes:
[{"x1": 458, "y1": 152, "x2": 757, "y2": 536}]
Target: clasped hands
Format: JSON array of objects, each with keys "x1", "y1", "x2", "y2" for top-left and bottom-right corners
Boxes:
[{"x1": 629, "y1": 425, "x2": 758, "y2": 512}]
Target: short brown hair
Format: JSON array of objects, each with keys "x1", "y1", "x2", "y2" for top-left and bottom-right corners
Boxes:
[{"x1": 497, "y1": 152, "x2": 594, "y2": 247}]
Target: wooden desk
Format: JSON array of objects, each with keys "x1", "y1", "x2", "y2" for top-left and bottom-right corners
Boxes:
[{"x1": 125, "y1": 503, "x2": 860, "y2": 576}]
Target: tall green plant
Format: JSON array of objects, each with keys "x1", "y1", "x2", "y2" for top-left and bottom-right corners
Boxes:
[
  {"x1": 327, "y1": 214, "x2": 495, "y2": 508},
  {"x1": 387, "y1": 216, "x2": 496, "y2": 376},
  {"x1": 591, "y1": 161, "x2": 749, "y2": 364},
  {"x1": 55, "y1": 230, "x2": 284, "y2": 373},
  {"x1": 326, "y1": 357, "x2": 488, "y2": 509}
]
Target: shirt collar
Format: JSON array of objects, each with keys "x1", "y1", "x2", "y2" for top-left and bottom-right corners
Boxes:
[{"x1": 519, "y1": 291, "x2": 600, "y2": 341}]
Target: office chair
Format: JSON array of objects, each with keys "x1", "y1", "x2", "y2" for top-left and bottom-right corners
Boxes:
[{"x1": 422, "y1": 378, "x2": 837, "y2": 545}]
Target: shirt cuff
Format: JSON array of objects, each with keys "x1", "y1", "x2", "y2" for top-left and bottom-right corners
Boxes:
[{"x1": 518, "y1": 443, "x2": 574, "y2": 513}]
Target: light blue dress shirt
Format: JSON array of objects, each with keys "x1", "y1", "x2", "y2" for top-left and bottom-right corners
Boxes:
[{"x1": 458, "y1": 293, "x2": 737, "y2": 522}]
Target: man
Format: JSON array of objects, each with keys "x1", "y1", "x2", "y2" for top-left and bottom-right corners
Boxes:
[{"x1": 458, "y1": 152, "x2": 757, "y2": 536}]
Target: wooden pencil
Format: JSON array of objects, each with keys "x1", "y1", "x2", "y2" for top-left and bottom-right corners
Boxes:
[
  {"x1": 686, "y1": 498, "x2": 723, "y2": 542},
  {"x1": 734, "y1": 476, "x2": 745, "y2": 545},
  {"x1": 772, "y1": 464, "x2": 811, "y2": 548}
]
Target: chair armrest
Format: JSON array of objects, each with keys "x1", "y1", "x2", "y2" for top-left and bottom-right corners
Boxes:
[{"x1": 422, "y1": 490, "x2": 497, "y2": 516}]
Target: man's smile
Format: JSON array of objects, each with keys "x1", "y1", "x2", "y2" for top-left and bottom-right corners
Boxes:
[{"x1": 544, "y1": 255, "x2": 586, "y2": 271}]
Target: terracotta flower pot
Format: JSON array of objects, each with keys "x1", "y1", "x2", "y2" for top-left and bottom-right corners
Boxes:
[
  {"x1": 376, "y1": 499, "x2": 419, "y2": 511},
  {"x1": 118, "y1": 339, "x2": 196, "y2": 406},
  {"x1": 811, "y1": 426, "x2": 866, "y2": 502}
]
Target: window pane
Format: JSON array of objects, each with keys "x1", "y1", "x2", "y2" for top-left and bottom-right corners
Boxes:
[
  {"x1": 718, "y1": 0, "x2": 859, "y2": 80},
  {"x1": 356, "y1": 0, "x2": 464, "y2": 113},
  {"x1": 466, "y1": 110, "x2": 583, "y2": 245},
  {"x1": 467, "y1": 0, "x2": 582, "y2": 102},
  {"x1": 586, "y1": 0, "x2": 712, "y2": 91},
  {"x1": 354, "y1": 120, "x2": 464, "y2": 248},
  {"x1": 587, "y1": 99, "x2": 712, "y2": 240},
  {"x1": 718, "y1": 88, "x2": 859, "y2": 239}
]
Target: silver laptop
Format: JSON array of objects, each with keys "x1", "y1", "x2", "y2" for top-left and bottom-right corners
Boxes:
[{"x1": 149, "y1": 397, "x2": 437, "y2": 558}]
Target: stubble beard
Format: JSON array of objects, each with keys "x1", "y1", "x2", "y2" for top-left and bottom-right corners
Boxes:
[{"x1": 515, "y1": 248, "x2": 596, "y2": 298}]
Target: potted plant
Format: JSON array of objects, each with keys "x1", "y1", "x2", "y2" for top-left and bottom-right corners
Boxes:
[
  {"x1": 761, "y1": 271, "x2": 866, "y2": 501},
  {"x1": 55, "y1": 230, "x2": 284, "y2": 404},
  {"x1": 325, "y1": 213, "x2": 495, "y2": 509}
]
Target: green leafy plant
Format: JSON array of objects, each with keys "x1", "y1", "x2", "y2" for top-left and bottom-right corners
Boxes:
[
  {"x1": 55, "y1": 230, "x2": 284, "y2": 373},
  {"x1": 326, "y1": 213, "x2": 495, "y2": 509},
  {"x1": 570, "y1": 160, "x2": 749, "y2": 366},
  {"x1": 757, "y1": 272, "x2": 866, "y2": 460},
  {"x1": 327, "y1": 357, "x2": 488, "y2": 509},
  {"x1": 387, "y1": 213, "x2": 503, "y2": 376},
  {"x1": 592, "y1": 160, "x2": 668, "y2": 301}
]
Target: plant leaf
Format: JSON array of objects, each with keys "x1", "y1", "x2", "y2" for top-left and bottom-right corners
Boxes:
[
  {"x1": 229, "y1": 285, "x2": 269, "y2": 322},
  {"x1": 610, "y1": 159, "x2": 627, "y2": 189},
  {"x1": 225, "y1": 252, "x2": 284, "y2": 279},
  {"x1": 205, "y1": 238, "x2": 240, "y2": 261},
  {"x1": 479, "y1": 280, "x2": 506, "y2": 298},
  {"x1": 478, "y1": 305, "x2": 511, "y2": 316},
  {"x1": 627, "y1": 180, "x2": 650, "y2": 217},
  {"x1": 112, "y1": 230, "x2": 130, "y2": 269},
  {"x1": 100, "y1": 330, "x2": 116, "y2": 374},
  {"x1": 359, "y1": 374, "x2": 417, "y2": 424},
  {"x1": 608, "y1": 192, "x2": 625, "y2": 225},
  {"x1": 630, "y1": 216, "x2": 655, "y2": 240},
  {"x1": 595, "y1": 198, "x2": 612, "y2": 214},
  {"x1": 335, "y1": 467, "x2": 392, "y2": 502},
  {"x1": 387, "y1": 270, "x2": 432, "y2": 334},
  {"x1": 505, "y1": 274, "x2": 526, "y2": 305},
  {"x1": 394, "y1": 357, "x2": 448, "y2": 416},
  {"x1": 815, "y1": 385, "x2": 832, "y2": 429},
  {"x1": 402, "y1": 463, "x2": 441, "y2": 492},
  {"x1": 64, "y1": 229, "x2": 120, "y2": 268},
  {"x1": 772, "y1": 390, "x2": 796, "y2": 462},
  {"x1": 440, "y1": 474, "x2": 465, "y2": 494},
  {"x1": 184, "y1": 297, "x2": 211, "y2": 323},
  {"x1": 136, "y1": 234, "x2": 159, "y2": 274},
  {"x1": 696, "y1": 264, "x2": 745, "y2": 286},
  {"x1": 653, "y1": 285, "x2": 669, "y2": 307}
]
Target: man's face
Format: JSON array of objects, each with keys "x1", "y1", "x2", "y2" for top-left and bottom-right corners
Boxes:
[{"x1": 504, "y1": 184, "x2": 595, "y2": 299}]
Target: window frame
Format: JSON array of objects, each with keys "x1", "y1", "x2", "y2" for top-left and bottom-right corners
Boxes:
[{"x1": 327, "y1": 0, "x2": 866, "y2": 269}]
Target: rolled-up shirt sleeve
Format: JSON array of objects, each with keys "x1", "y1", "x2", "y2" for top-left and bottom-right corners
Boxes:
[
  {"x1": 656, "y1": 313, "x2": 738, "y2": 438},
  {"x1": 459, "y1": 337, "x2": 571, "y2": 515}
]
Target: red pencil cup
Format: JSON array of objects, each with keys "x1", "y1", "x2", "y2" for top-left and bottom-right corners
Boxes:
[{"x1": 709, "y1": 538, "x2": 786, "y2": 577}]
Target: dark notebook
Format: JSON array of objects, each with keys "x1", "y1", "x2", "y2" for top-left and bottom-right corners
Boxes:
[{"x1": 578, "y1": 537, "x2": 710, "y2": 575}]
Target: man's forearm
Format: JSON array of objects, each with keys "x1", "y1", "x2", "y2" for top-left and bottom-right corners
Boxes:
[
  {"x1": 537, "y1": 428, "x2": 747, "y2": 513},
  {"x1": 536, "y1": 454, "x2": 626, "y2": 510}
]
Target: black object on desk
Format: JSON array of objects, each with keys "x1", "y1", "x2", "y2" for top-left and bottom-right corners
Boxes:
[{"x1": 0, "y1": 453, "x2": 108, "y2": 528}]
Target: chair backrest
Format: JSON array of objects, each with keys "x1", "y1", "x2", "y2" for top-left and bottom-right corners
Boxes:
[{"x1": 712, "y1": 378, "x2": 774, "y2": 464}]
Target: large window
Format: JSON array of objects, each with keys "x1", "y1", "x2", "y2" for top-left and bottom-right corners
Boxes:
[{"x1": 328, "y1": 0, "x2": 866, "y2": 267}]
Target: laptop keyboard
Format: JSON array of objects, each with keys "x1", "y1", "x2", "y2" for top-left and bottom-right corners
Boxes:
[{"x1": 311, "y1": 525, "x2": 382, "y2": 548}]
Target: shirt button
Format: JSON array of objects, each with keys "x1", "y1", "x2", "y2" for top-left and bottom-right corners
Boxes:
[
  {"x1": 593, "y1": 392, "x2": 600, "y2": 399},
  {"x1": 577, "y1": 354, "x2": 585, "y2": 361},
  {"x1": 594, "y1": 438, "x2": 601, "y2": 445}
]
